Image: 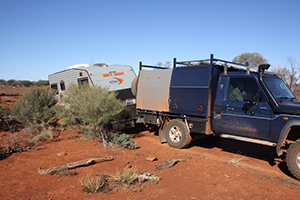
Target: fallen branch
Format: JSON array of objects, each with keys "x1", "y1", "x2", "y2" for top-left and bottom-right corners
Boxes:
[
  {"x1": 37, "y1": 156, "x2": 114, "y2": 175},
  {"x1": 27, "y1": 146, "x2": 47, "y2": 151},
  {"x1": 154, "y1": 158, "x2": 185, "y2": 171}
]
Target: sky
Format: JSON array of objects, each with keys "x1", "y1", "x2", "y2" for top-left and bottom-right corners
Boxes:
[{"x1": 0, "y1": 0, "x2": 299, "y2": 81}]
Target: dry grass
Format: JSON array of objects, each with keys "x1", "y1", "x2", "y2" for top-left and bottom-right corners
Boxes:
[
  {"x1": 22, "y1": 126, "x2": 53, "y2": 145},
  {"x1": 116, "y1": 166, "x2": 138, "y2": 185},
  {"x1": 225, "y1": 152, "x2": 245, "y2": 167},
  {"x1": 79, "y1": 172, "x2": 109, "y2": 193}
]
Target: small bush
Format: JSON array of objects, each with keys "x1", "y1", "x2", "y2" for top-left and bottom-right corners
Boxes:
[
  {"x1": 0, "y1": 134, "x2": 25, "y2": 155},
  {"x1": 20, "y1": 125, "x2": 56, "y2": 146},
  {"x1": 116, "y1": 166, "x2": 138, "y2": 185},
  {"x1": 108, "y1": 132, "x2": 137, "y2": 149},
  {"x1": 79, "y1": 173, "x2": 109, "y2": 193},
  {"x1": 11, "y1": 87, "x2": 57, "y2": 126},
  {"x1": 0, "y1": 112, "x2": 20, "y2": 132},
  {"x1": 28, "y1": 127, "x2": 53, "y2": 144}
]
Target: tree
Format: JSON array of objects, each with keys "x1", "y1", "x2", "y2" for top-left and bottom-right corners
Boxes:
[
  {"x1": 272, "y1": 56, "x2": 300, "y2": 93},
  {"x1": 7, "y1": 79, "x2": 16, "y2": 86},
  {"x1": 233, "y1": 52, "x2": 268, "y2": 69},
  {"x1": 0, "y1": 79, "x2": 6, "y2": 85},
  {"x1": 156, "y1": 61, "x2": 171, "y2": 68},
  {"x1": 164, "y1": 61, "x2": 171, "y2": 68},
  {"x1": 156, "y1": 62, "x2": 163, "y2": 67}
]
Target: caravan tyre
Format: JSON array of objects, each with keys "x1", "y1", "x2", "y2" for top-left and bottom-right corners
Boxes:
[
  {"x1": 165, "y1": 119, "x2": 192, "y2": 149},
  {"x1": 286, "y1": 139, "x2": 300, "y2": 180},
  {"x1": 131, "y1": 76, "x2": 138, "y2": 97}
]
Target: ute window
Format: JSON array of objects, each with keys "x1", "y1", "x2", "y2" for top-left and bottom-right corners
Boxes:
[
  {"x1": 263, "y1": 76, "x2": 295, "y2": 100},
  {"x1": 50, "y1": 83, "x2": 58, "y2": 94},
  {"x1": 228, "y1": 77, "x2": 265, "y2": 102},
  {"x1": 78, "y1": 77, "x2": 89, "y2": 86}
]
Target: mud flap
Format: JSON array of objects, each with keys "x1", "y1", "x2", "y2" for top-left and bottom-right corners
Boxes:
[{"x1": 159, "y1": 128, "x2": 167, "y2": 143}]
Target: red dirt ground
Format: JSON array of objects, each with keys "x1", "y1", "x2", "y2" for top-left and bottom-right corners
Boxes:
[{"x1": 1, "y1": 86, "x2": 300, "y2": 199}]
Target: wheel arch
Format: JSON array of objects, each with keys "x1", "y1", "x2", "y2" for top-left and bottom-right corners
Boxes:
[{"x1": 277, "y1": 119, "x2": 300, "y2": 156}]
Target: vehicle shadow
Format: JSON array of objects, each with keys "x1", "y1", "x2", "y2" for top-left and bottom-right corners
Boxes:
[
  {"x1": 122, "y1": 123, "x2": 158, "y2": 138},
  {"x1": 189, "y1": 135, "x2": 293, "y2": 179}
]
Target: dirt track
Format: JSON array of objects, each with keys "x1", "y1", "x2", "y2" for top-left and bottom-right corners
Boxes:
[{"x1": 1, "y1": 125, "x2": 300, "y2": 200}]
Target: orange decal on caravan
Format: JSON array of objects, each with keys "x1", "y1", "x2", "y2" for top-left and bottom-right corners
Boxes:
[
  {"x1": 102, "y1": 71, "x2": 124, "y2": 84},
  {"x1": 113, "y1": 72, "x2": 124, "y2": 76},
  {"x1": 102, "y1": 73, "x2": 112, "y2": 77},
  {"x1": 113, "y1": 77, "x2": 124, "y2": 85}
]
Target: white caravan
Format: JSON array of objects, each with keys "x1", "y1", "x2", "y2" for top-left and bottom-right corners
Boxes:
[{"x1": 48, "y1": 63, "x2": 137, "y2": 102}]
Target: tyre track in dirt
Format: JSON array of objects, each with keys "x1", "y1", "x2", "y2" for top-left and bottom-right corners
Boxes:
[{"x1": 138, "y1": 129, "x2": 298, "y2": 183}]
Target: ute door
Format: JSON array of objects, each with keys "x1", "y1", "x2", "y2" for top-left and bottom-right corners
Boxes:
[{"x1": 214, "y1": 76, "x2": 272, "y2": 140}]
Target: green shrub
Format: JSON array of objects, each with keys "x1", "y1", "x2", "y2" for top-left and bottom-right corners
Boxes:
[
  {"x1": 57, "y1": 84, "x2": 124, "y2": 144},
  {"x1": 11, "y1": 87, "x2": 57, "y2": 126},
  {"x1": 33, "y1": 80, "x2": 49, "y2": 86},
  {"x1": 108, "y1": 132, "x2": 137, "y2": 149},
  {"x1": 7, "y1": 79, "x2": 16, "y2": 86},
  {"x1": 79, "y1": 125, "x2": 99, "y2": 140},
  {"x1": 13, "y1": 80, "x2": 33, "y2": 87}
]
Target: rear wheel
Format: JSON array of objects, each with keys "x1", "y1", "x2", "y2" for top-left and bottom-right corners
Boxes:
[
  {"x1": 286, "y1": 139, "x2": 300, "y2": 180},
  {"x1": 165, "y1": 119, "x2": 192, "y2": 149}
]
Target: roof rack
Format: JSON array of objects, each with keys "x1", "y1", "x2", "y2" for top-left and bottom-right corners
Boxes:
[
  {"x1": 139, "y1": 61, "x2": 170, "y2": 71},
  {"x1": 140, "y1": 54, "x2": 273, "y2": 76},
  {"x1": 174, "y1": 54, "x2": 253, "y2": 75}
]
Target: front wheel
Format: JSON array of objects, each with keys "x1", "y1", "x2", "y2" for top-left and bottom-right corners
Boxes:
[
  {"x1": 286, "y1": 139, "x2": 300, "y2": 180},
  {"x1": 165, "y1": 119, "x2": 192, "y2": 149}
]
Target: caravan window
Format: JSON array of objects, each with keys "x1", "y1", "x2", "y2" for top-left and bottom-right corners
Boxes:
[
  {"x1": 50, "y1": 83, "x2": 58, "y2": 94},
  {"x1": 78, "y1": 77, "x2": 89, "y2": 86},
  {"x1": 60, "y1": 81, "x2": 66, "y2": 91}
]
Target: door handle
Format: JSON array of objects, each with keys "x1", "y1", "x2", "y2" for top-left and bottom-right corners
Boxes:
[{"x1": 227, "y1": 107, "x2": 234, "y2": 111}]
